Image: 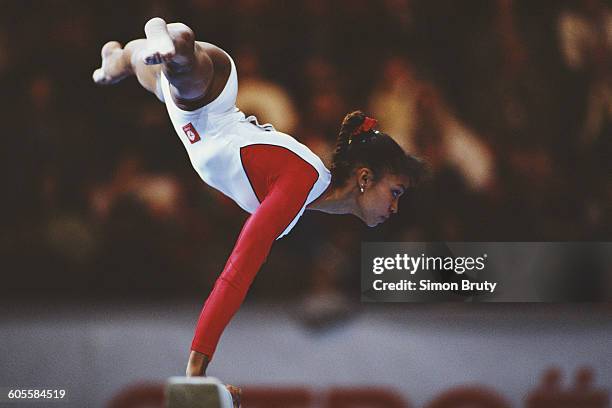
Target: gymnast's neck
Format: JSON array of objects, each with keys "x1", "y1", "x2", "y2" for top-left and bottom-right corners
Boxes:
[{"x1": 306, "y1": 183, "x2": 359, "y2": 217}]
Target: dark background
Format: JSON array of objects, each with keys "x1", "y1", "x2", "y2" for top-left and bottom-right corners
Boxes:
[{"x1": 0, "y1": 0, "x2": 610, "y2": 300}]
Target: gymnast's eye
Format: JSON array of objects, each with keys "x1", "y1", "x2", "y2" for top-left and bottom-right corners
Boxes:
[{"x1": 392, "y1": 190, "x2": 401, "y2": 199}]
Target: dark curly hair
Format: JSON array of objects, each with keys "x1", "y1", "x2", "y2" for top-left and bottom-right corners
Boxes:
[{"x1": 330, "y1": 110, "x2": 426, "y2": 188}]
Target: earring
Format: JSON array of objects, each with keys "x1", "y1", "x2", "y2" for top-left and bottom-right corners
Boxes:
[{"x1": 360, "y1": 185, "x2": 364, "y2": 193}]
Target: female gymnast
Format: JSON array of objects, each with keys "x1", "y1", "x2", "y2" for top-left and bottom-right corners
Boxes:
[{"x1": 94, "y1": 17, "x2": 424, "y2": 381}]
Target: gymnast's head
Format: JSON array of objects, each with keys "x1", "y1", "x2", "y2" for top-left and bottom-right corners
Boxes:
[{"x1": 330, "y1": 110, "x2": 426, "y2": 227}]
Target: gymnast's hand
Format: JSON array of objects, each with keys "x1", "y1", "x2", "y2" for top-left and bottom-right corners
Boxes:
[
  {"x1": 186, "y1": 350, "x2": 210, "y2": 377},
  {"x1": 185, "y1": 351, "x2": 241, "y2": 407}
]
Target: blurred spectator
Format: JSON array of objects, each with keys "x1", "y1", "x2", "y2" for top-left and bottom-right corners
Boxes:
[
  {"x1": 296, "y1": 55, "x2": 349, "y2": 165},
  {"x1": 369, "y1": 56, "x2": 421, "y2": 153},
  {"x1": 298, "y1": 233, "x2": 354, "y2": 329},
  {"x1": 413, "y1": 85, "x2": 495, "y2": 192},
  {"x1": 235, "y1": 48, "x2": 299, "y2": 134},
  {"x1": 295, "y1": 0, "x2": 337, "y2": 58},
  {"x1": 89, "y1": 154, "x2": 183, "y2": 222},
  {"x1": 558, "y1": 0, "x2": 611, "y2": 145}
]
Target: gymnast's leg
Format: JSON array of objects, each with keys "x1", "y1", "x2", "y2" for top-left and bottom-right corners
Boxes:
[{"x1": 92, "y1": 17, "x2": 221, "y2": 105}]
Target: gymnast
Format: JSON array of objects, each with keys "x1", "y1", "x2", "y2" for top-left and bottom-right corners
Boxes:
[{"x1": 93, "y1": 16, "x2": 424, "y2": 386}]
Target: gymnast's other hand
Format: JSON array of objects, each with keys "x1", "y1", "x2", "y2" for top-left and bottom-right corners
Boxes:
[
  {"x1": 186, "y1": 350, "x2": 210, "y2": 377},
  {"x1": 226, "y1": 384, "x2": 242, "y2": 408}
]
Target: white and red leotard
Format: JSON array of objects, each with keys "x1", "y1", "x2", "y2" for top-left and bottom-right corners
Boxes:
[{"x1": 159, "y1": 50, "x2": 331, "y2": 359}]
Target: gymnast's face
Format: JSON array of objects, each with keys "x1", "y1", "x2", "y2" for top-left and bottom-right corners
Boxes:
[{"x1": 356, "y1": 170, "x2": 408, "y2": 227}]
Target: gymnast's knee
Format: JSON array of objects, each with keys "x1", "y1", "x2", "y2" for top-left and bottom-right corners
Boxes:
[{"x1": 168, "y1": 23, "x2": 195, "y2": 51}]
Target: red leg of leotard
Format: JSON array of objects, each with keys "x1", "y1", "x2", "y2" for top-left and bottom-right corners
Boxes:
[{"x1": 191, "y1": 145, "x2": 318, "y2": 359}]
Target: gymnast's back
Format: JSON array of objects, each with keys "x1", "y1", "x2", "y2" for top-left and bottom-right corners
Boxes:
[{"x1": 158, "y1": 46, "x2": 331, "y2": 232}]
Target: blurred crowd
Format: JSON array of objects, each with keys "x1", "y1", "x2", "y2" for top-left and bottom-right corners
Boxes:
[{"x1": 0, "y1": 0, "x2": 610, "y2": 300}]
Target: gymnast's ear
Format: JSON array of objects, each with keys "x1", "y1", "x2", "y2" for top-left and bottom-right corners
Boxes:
[{"x1": 354, "y1": 167, "x2": 375, "y2": 191}]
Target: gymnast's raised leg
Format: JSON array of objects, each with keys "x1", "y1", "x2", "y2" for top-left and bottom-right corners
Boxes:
[{"x1": 92, "y1": 17, "x2": 230, "y2": 110}]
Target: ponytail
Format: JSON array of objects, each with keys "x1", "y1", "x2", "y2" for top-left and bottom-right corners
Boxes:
[
  {"x1": 331, "y1": 110, "x2": 374, "y2": 186},
  {"x1": 330, "y1": 110, "x2": 426, "y2": 188}
]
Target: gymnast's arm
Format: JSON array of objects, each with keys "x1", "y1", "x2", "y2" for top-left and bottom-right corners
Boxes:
[{"x1": 185, "y1": 167, "x2": 318, "y2": 376}]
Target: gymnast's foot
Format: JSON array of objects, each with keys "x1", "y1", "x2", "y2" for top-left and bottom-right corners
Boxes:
[
  {"x1": 92, "y1": 41, "x2": 127, "y2": 85},
  {"x1": 142, "y1": 17, "x2": 176, "y2": 65}
]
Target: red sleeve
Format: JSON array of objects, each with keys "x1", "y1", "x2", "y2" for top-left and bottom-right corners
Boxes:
[{"x1": 191, "y1": 163, "x2": 318, "y2": 359}]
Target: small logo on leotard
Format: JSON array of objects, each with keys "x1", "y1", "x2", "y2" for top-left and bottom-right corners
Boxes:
[{"x1": 182, "y1": 123, "x2": 201, "y2": 144}]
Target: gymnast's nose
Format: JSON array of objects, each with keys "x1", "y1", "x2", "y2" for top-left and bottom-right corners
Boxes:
[{"x1": 390, "y1": 199, "x2": 398, "y2": 215}]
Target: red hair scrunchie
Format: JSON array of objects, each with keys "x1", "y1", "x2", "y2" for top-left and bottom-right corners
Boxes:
[
  {"x1": 349, "y1": 116, "x2": 378, "y2": 144},
  {"x1": 353, "y1": 116, "x2": 378, "y2": 135}
]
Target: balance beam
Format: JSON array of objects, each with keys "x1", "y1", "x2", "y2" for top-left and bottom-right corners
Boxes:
[{"x1": 166, "y1": 377, "x2": 234, "y2": 408}]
